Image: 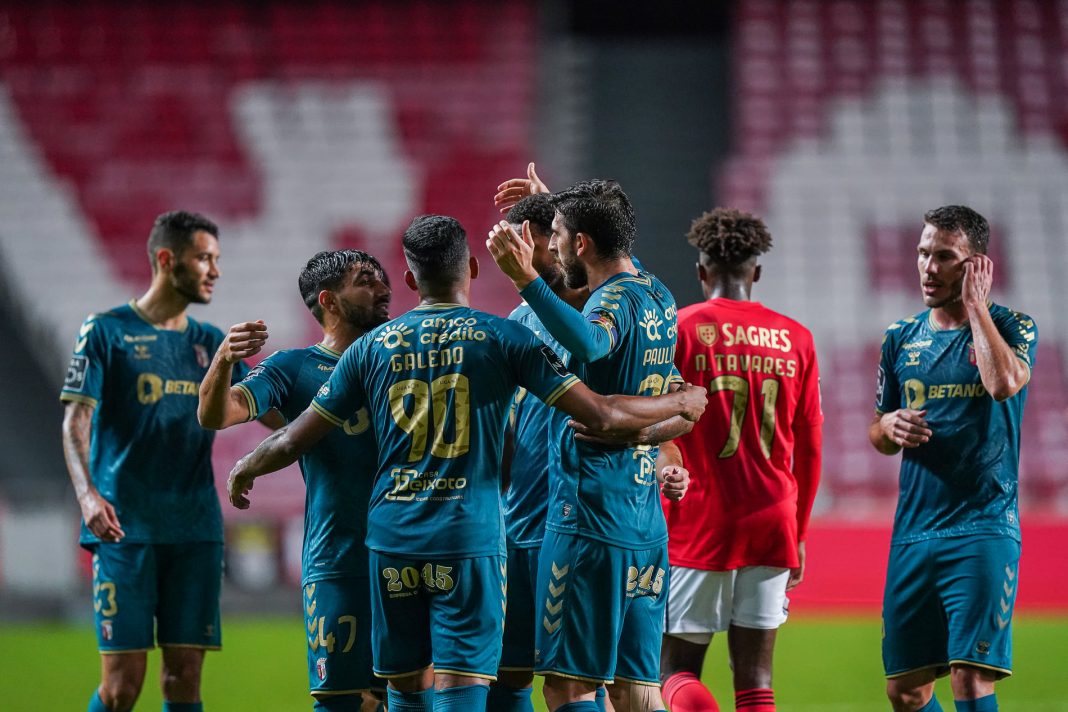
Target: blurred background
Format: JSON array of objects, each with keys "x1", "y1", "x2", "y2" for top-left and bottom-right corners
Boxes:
[{"x1": 0, "y1": 0, "x2": 1066, "y2": 707}]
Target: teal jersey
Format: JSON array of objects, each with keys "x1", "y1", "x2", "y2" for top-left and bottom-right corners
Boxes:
[
  {"x1": 505, "y1": 303, "x2": 567, "y2": 549},
  {"x1": 546, "y1": 272, "x2": 681, "y2": 549},
  {"x1": 312, "y1": 304, "x2": 580, "y2": 559},
  {"x1": 235, "y1": 344, "x2": 374, "y2": 584},
  {"x1": 875, "y1": 303, "x2": 1037, "y2": 544},
  {"x1": 60, "y1": 301, "x2": 246, "y2": 546}
]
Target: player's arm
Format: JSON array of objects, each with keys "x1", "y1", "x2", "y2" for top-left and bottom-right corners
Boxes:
[
  {"x1": 198, "y1": 321, "x2": 270, "y2": 429},
  {"x1": 962, "y1": 255, "x2": 1029, "y2": 401},
  {"x1": 566, "y1": 414, "x2": 694, "y2": 446},
  {"x1": 486, "y1": 221, "x2": 614, "y2": 363},
  {"x1": 552, "y1": 381, "x2": 706, "y2": 435},
  {"x1": 62, "y1": 402, "x2": 124, "y2": 542},
  {"x1": 493, "y1": 162, "x2": 549, "y2": 214},
  {"x1": 869, "y1": 325, "x2": 930, "y2": 454},
  {"x1": 226, "y1": 408, "x2": 335, "y2": 509},
  {"x1": 790, "y1": 422, "x2": 822, "y2": 590}
]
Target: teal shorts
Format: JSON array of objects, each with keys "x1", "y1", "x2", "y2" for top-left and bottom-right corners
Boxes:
[
  {"x1": 499, "y1": 545, "x2": 541, "y2": 672},
  {"x1": 90, "y1": 542, "x2": 222, "y2": 652},
  {"x1": 303, "y1": 577, "x2": 376, "y2": 697},
  {"x1": 534, "y1": 531, "x2": 668, "y2": 686},
  {"x1": 369, "y1": 551, "x2": 506, "y2": 680},
  {"x1": 882, "y1": 535, "x2": 1020, "y2": 679}
]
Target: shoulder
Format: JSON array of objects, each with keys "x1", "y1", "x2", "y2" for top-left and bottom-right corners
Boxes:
[
  {"x1": 185, "y1": 316, "x2": 226, "y2": 342},
  {"x1": 260, "y1": 347, "x2": 314, "y2": 372},
  {"x1": 507, "y1": 302, "x2": 532, "y2": 322},
  {"x1": 881, "y1": 311, "x2": 927, "y2": 346},
  {"x1": 989, "y1": 303, "x2": 1037, "y2": 331}
]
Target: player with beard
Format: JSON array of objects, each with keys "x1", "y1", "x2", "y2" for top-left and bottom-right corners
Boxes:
[
  {"x1": 870, "y1": 206, "x2": 1035, "y2": 712},
  {"x1": 61, "y1": 210, "x2": 251, "y2": 712},
  {"x1": 488, "y1": 180, "x2": 685, "y2": 712},
  {"x1": 198, "y1": 250, "x2": 392, "y2": 712}
]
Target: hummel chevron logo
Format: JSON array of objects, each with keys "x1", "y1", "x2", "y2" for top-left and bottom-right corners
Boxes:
[
  {"x1": 551, "y1": 562, "x2": 569, "y2": 579},
  {"x1": 306, "y1": 584, "x2": 316, "y2": 597},
  {"x1": 1004, "y1": 582, "x2": 1014, "y2": 597},
  {"x1": 545, "y1": 600, "x2": 562, "y2": 616},
  {"x1": 1000, "y1": 598, "x2": 1010, "y2": 614},
  {"x1": 542, "y1": 617, "x2": 561, "y2": 634},
  {"x1": 306, "y1": 600, "x2": 317, "y2": 616},
  {"x1": 549, "y1": 581, "x2": 566, "y2": 598},
  {"x1": 997, "y1": 615, "x2": 1010, "y2": 630},
  {"x1": 307, "y1": 619, "x2": 317, "y2": 635},
  {"x1": 1005, "y1": 565, "x2": 1016, "y2": 581}
]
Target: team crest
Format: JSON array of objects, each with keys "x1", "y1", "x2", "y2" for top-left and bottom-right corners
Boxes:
[
  {"x1": 696, "y1": 323, "x2": 718, "y2": 346},
  {"x1": 968, "y1": 342, "x2": 977, "y2": 366},
  {"x1": 101, "y1": 619, "x2": 113, "y2": 641},
  {"x1": 316, "y1": 657, "x2": 328, "y2": 680},
  {"x1": 194, "y1": 344, "x2": 210, "y2": 368},
  {"x1": 976, "y1": 640, "x2": 991, "y2": 655}
]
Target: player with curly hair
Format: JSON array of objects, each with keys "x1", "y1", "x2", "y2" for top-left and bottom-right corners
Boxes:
[{"x1": 659, "y1": 208, "x2": 824, "y2": 712}]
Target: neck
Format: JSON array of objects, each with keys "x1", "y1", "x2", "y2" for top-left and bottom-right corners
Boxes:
[
  {"x1": 135, "y1": 281, "x2": 190, "y2": 330},
  {"x1": 552, "y1": 283, "x2": 589, "y2": 310},
  {"x1": 585, "y1": 256, "x2": 637, "y2": 292},
  {"x1": 320, "y1": 322, "x2": 364, "y2": 354},
  {"x1": 419, "y1": 286, "x2": 468, "y2": 307},
  {"x1": 930, "y1": 300, "x2": 969, "y2": 329},
  {"x1": 706, "y1": 278, "x2": 751, "y2": 302}
]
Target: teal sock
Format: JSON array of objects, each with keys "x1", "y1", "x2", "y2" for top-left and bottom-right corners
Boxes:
[
  {"x1": 88, "y1": 691, "x2": 117, "y2": 712},
  {"x1": 486, "y1": 683, "x2": 534, "y2": 712},
  {"x1": 918, "y1": 696, "x2": 944, "y2": 711},
  {"x1": 434, "y1": 684, "x2": 489, "y2": 711},
  {"x1": 594, "y1": 687, "x2": 607, "y2": 712},
  {"x1": 313, "y1": 693, "x2": 363, "y2": 711},
  {"x1": 955, "y1": 695, "x2": 998, "y2": 712},
  {"x1": 388, "y1": 688, "x2": 433, "y2": 712},
  {"x1": 162, "y1": 704, "x2": 202, "y2": 712},
  {"x1": 556, "y1": 702, "x2": 599, "y2": 711}
]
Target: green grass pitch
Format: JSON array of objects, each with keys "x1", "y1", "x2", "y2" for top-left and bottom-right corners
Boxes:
[{"x1": 2, "y1": 614, "x2": 1065, "y2": 710}]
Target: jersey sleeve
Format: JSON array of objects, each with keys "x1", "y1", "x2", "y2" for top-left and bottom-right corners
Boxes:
[
  {"x1": 311, "y1": 338, "x2": 367, "y2": 427},
  {"x1": 518, "y1": 277, "x2": 615, "y2": 363},
  {"x1": 875, "y1": 327, "x2": 901, "y2": 414},
  {"x1": 234, "y1": 351, "x2": 295, "y2": 421},
  {"x1": 796, "y1": 343, "x2": 823, "y2": 425},
  {"x1": 995, "y1": 308, "x2": 1038, "y2": 372},
  {"x1": 497, "y1": 320, "x2": 581, "y2": 408},
  {"x1": 60, "y1": 314, "x2": 108, "y2": 408}
]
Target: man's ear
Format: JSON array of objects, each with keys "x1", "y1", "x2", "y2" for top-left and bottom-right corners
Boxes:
[
  {"x1": 404, "y1": 270, "x2": 419, "y2": 292},
  {"x1": 696, "y1": 262, "x2": 707, "y2": 284},
  {"x1": 753, "y1": 264, "x2": 762, "y2": 284},
  {"x1": 469, "y1": 255, "x2": 479, "y2": 281},
  {"x1": 155, "y1": 247, "x2": 175, "y2": 272},
  {"x1": 574, "y1": 232, "x2": 592, "y2": 258},
  {"x1": 317, "y1": 290, "x2": 335, "y2": 315}
]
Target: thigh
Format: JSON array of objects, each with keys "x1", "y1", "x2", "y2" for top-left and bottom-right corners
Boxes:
[
  {"x1": 155, "y1": 543, "x2": 223, "y2": 649},
  {"x1": 429, "y1": 554, "x2": 507, "y2": 680},
  {"x1": 500, "y1": 546, "x2": 540, "y2": 672},
  {"x1": 91, "y1": 543, "x2": 157, "y2": 652},
  {"x1": 882, "y1": 540, "x2": 948, "y2": 679},
  {"x1": 534, "y1": 532, "x2": 622, "y2": 685},
  {"x1": 939, "y1": 536, "x2": 1020, "y2": 680},
  {"x1": 614, "y1": 544, "x2": 670, "y2": 686},
  {"x1": 305, "y1": 577, "x2": 376, "y2": 697},
  {"x1": 370, "y1": 552, "x2": 432, "y2": 678},
  {"x1": 664, "y1": 565, "x2": 734, "y2": 642},
  {"x1": 731, "y1": 566, "x2": 790, "y2": 630}
]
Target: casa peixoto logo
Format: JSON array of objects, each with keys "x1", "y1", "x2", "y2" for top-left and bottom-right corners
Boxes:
[{"x1": 697, "y1": 323, "x2": 718, "y2": 346}]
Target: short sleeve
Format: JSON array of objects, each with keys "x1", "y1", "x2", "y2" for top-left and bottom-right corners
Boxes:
[
  {"x1": 60, "y1": 315, "x2": 108, "y2": 408},
  {"x1": 234, "y1": 352, "x2": 294, "y2": 421},
  {"x1": 667, "y1": 364, "x2": 684, "y2": 386},
  {"x1": 796, "y1": 345, "x2": 824, "y2": 425},
  {"x1": 230, "y1": 359, "x2": 251, "y2": 384},
  {"x1": 997, "y1": 309, "x2": 1038, "y2": 371},
  {"x1": 498, "y1": 321, "x2": 580, "y2": 408},
  {"x1": 586, "y1": 283, "x2": 637, "y2": 354},
  {"x1": 875, "y1": 328, "x2": 900, "y2": 414},
  {"x1": 311, "y1": 339, "x2": 367, "y2": 426}
]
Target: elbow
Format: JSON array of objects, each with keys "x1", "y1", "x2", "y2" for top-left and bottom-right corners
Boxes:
[{"x1": 197, "y1": 405, "x2": 222, "y2": 430}]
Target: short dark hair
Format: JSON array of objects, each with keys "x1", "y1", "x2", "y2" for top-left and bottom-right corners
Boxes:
[
  {"x1": 298, "y1": 249, "x2": 386, "y2": 324},
  {"x1": 146, "y1": 210, "x2": 219, "y2": 272},
  {"x1": 506, "y1": 194, "x2": 556, "y2": 237},
  {"x1": 402, "y1": 215, "x2": 469, "y2": 286},
  {"x1": 687, "y1": 207, "x2": 773, "y2": 267},
  {"x1": 923, "y1": 205, "x2": 989, "y2": 254},
  {"x1": 551, "y1": 179, "x2": 636, "y2": 259}
]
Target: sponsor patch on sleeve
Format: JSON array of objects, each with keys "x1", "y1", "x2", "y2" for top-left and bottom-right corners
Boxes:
[
  {"x1": 65, "y1": 355, "x2": 88, "y2": 391},
  {"x1": 875, "y1": 365, "x2": 886, "y2": 403}
]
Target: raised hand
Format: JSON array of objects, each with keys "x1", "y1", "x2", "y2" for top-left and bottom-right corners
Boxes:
[
  {"x1": 879, "y1": 408, "x2": 932, "y2": 448},
  {"x1": 660, "y1": 465, "x2": 690, "y2": 501},
  {"x1": 962, "y1": 254, "x2": 993, "y2": 311},
  {"x1": 220, "y1": 321, "x2": 269, "y2": 363},
  {"x1": 79, "y1": 491, "x2": 124, "y2": 542},
  {"x1": 494, "y1": 162, "x2": 550, "y2": 214},
  {"x1": 486, "y1": 220, "x2": 538, "y2": 289}
]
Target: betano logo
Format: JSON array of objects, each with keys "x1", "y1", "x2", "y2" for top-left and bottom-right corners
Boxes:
[{"x1": 136, "y1": 373, "x2": 199, "y2": 405}]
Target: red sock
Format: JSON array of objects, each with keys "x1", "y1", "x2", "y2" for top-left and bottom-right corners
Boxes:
[
  {"x1": 735, "y1": 687, "x2": 775, "y2": 711},
  {"x1": 662, "y1": 672, "x2": 719, "y2": 712}
]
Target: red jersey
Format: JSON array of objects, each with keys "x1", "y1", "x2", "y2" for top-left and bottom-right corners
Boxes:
[{"x1": 663, "y1": 298, "x2": 823, "y2": 571}]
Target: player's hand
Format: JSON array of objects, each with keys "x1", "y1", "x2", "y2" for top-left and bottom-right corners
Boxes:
[
  {"x1": 227, "y1": 458, "x2": 257, "y2": 510},
  {"x1": 494, "y1": 162, "x2": 550, "y2": 214},
  {"x1": 79, "y1": 490, "x2": 125, "y2": 542},
  {"x1": 787, "y1": 540, "x2": 806, "y2": 590},
  {"x1": 879, "y1": 409, "x2": 932, "y2": 448},
  {"x1": 961, "y1": 254, "x2": 993, "y2": 312},
  {"x1": 486, "y1": 220, "x2": 539, "y2": 289},
  {"x1": 660, "y1": 465, "x2": 690, "y2": 501},
  {"x1": 220, "y1": 321, "x2": 269, "y2": 363},
  {"x1": 676, "y1": 382, "x2": 708, "y2": 422}
]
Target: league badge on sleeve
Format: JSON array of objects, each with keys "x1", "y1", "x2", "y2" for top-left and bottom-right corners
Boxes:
[
  {"x1": 65, "y1": 355, "x2": 89, "y2": 391},
  {"x1": 539, "y1": 345, "x2": 570, "y2": 378}
]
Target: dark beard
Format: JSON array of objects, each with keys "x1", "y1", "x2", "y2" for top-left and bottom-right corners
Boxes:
[
  {"x1": 340, "y1": 303, "x2": 388, "y2": 332},
  {"x1": 562, "y1": 259, "x2": 587, "y2": 290},
  {"x1": 172, "y1": 263, "x2": 209, "y2": 304}
]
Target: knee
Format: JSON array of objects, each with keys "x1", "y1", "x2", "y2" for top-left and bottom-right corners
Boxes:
[
  {"x1": 161, "y1": 656, "x2": 203, "y2": 699},
  {"x1": 950, "y1": 665, "x2": 996, "y2": 700},
  {"x1": 495, "y1": 669, "x2": 534, "y2": 689},
  {"x1": 885, "y1": 680, "x2": 927, "y2": 711},
  {"x1": 99, "y1": 679, "x2": 141, "y2": 712}
]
